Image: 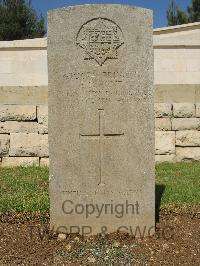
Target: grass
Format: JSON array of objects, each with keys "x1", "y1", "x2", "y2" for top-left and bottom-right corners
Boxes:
[
  {"x1": 156, "y1": 162, "x2": 200, "y2": 207},
  {"x1": 0, "y1": 163, "x2": 200, "y2": 214},
  {"x1": 0, "y1": 167, "x2": 49, "y2": 213}
]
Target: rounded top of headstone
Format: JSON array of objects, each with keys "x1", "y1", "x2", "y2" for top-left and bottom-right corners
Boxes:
[{"x1": 48, "y1": 4, "x2": 153, "y2": 15}]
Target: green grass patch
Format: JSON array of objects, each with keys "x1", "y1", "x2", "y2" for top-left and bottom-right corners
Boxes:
[
  {"x1": 156, "y1": 162, "x2": 200, "y2": 207},
  {"x1": 0, "y1": 166, "x2": 49, "y2": 213},
  {"x1": 0, "y1": 163, "x2": 199, "y2": 214}
]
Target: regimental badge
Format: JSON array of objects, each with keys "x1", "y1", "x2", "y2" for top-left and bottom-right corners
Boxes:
[{"x1": 76, "y1": 18, "x2": 124, "y2": 66}]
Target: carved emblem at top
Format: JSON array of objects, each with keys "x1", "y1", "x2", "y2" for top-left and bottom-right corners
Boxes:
[{"x1": 76, "y1": 18, "x2": 124, "y2": 66}]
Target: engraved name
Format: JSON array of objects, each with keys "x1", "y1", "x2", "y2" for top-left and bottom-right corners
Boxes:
[{"x1": 63, "y1": 70, "x2": 135, "y2": 82}]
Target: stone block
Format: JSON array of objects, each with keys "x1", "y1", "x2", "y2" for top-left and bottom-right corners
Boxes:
[
  {"x1": 155, "y1": 118, "x2": 171, "y2": 131},
  {"x1": 173, "y1": 103, "x2": 195, "y2": 118},
  {"x1": 40, "y1": 157, "x2": 49, "y2": 167},
  {"x1": 37, "y1": 105, "x2": 48, "y2": 133},
  {"x1": 196, "y1": 103, "x2": 200, "y2": 117},
  {"x1": 0, "y1": 121, "x2": 38, "y2": 133},
  {"x1": 172, "y1": 118, "x2": 200, "y2": 130},
  {"x1": 176, "y1": 147, "x2": 200, "y2": 162},
  {"x1": 155, "y1": 131, "x2": 175, "y2": 155},
  {"x1": 0, "y1": 86, "x2": 48, "y2": 105},
  {"x1": 1, "y1": 157, "x2": 39, "y2": 167},
  {"x1": 9, "y1": 133, "x2": 49, "y2": 157},
  {"x1": 154, "y1": 103, "x2": 172, "y2": 118},
  {"x1": 0, "y1": 134, "x2": 9, "y2": 155},
  {"x1": 0, "y1": 105, "x2": 36, "y2": 121},
  {"x1": 154, "y1": 84, "x2": 197, "y2": 103},
  {"x1": 155, "y1": 154, "x2": 175, "y2": 163},
  {"x1": 176, "y1": 130, "x2": 200, "y2": 146}
]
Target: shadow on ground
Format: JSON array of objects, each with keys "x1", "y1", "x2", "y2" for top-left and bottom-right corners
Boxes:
[{"x1": 155, "y1": 184, "x2": 165, "y2": 222}]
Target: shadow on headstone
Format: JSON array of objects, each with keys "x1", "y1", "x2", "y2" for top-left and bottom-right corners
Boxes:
[{"x1": 155, "y1": 184, "x2": 165, "y2": 222}]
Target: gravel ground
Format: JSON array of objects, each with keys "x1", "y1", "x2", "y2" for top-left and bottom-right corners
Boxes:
[{"x1": 0, "y1": 208, "x2": 199, "y2": 265}]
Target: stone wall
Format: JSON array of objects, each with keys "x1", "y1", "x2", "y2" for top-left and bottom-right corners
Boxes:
[
  {"x1": 153, "y1": 22, "x2": 200, "y2": 85},
  {"x1": 1, "y1": 102, "x2": 200, "y2": 167},
  {"x1": 155, "y1": 103, "x2": 200, "y2": 163},
  {"x1": 0, "y1": 22, "x2": 200, "y2": 166},
  {"x1": 0, "y1": 22, "x2": 200, "y2": 87},
  {"x1": 0, "y1": 105, "x2": 49, "y2": 167}
]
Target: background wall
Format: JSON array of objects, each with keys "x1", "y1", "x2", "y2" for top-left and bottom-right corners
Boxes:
[{"x1": 0, "y1": 22, "x2": 200, "y2": 166}]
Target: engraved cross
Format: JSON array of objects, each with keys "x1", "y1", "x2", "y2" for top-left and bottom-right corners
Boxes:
[{"x1": 80, "y1": 109, "x2": 124, "y2": 186}]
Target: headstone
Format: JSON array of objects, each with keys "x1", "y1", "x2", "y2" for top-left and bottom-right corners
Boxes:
[{"x1": 48, "y1": 4, "x2": 154, "y2": 236}]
